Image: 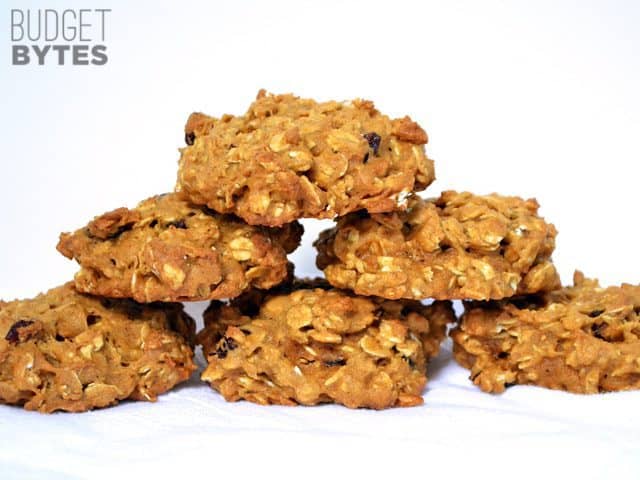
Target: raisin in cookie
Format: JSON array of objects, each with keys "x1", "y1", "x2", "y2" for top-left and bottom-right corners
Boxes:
[
  {"x1": 198, "y1": 280, "x2": 454, "y2": 409},
  {"x1": 176, "y1": 90, "x2": 435, "y2": 227},
  {"x1": 0, "y1": 283, "x2": 195, "y2": 413},
  {"x1": 315, "y1": 191, "x2": 560, "y2": 300},
  {"x1": 57, "y1": 193, "x2": 302, "y2": 302},
  {"x1": 451, "y1": 272, "x2": 640, "y2": 394}
]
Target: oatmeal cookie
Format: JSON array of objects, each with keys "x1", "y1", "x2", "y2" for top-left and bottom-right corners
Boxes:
[
  {"x1": 315, "y1": 191, "x2": 560, "y2": 300},
  {"x1": 57, "y1": 193, "x2": 302, "y2": 302},
  {"x1": 0, "y1": 283, "x2": 196, "y2": 413},
  {"x1": 451, "y1": 272, "x2": 640, "y2": 394},
  {"x1": 198, "y1": 281, "x2": 454, "y2": 409},
  {"x1": 176, "y1": 90, "x2": 435, "y2": 227}
]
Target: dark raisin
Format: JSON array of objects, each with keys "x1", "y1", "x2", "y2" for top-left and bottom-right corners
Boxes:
[
  {"x1": 324, "y1": 358, "x2": 346, "y2": 367},
  {"x1": 166, "y1": 219, "x2": 187, "y2": 229},
  {"x1": 86, "y1": 314, "x2": 100, "y2": 326},
  {"x1": 215, "y1": 336, "x2": 237, "y2": 358},
  {"x1": 497, "y1": 351, "x2": 509, "y2": 359},
  {"x1": 216, "y1": 348, "x2": 228, "y2": 359},
  {"x1": 185, "y1": 132, "x2": 196, "y2": 145},
  {"x1": 363, "y1": 132, "x2": 381, "y2": 156},
  {"x1": 55, "y1": 334, "x2": 65, "y2": 342},
  {"x1": 403, "y1": 356, "x2": 416, "y2": 369},
  {"x1": 363, "y1": 152, "x2": 369, "y2": 164},
  {"x1": 591, "y1": 323, "x2": 606, "y2": 340},
  {"x1": 588, "y1": 309, "x2": 605, "y2": 318},
  {"x1": 4, "y1": 319, "x2": 35, "y2": 344}
]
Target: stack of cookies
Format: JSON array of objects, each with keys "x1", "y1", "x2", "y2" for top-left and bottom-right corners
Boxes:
[{"x1": 2, "y1": 91, "x2": 639, "y2": 413}]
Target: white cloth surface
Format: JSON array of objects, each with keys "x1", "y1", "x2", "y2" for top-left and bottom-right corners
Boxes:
[
  {"x1": 2, "y1": 2, "x2": 639, "y2": 478},
  {"x1": 1, "y1": 303, "x2": 639, "y2": 480}
]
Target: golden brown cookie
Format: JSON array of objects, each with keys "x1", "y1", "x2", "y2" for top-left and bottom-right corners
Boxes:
[
  {"x1": 0, "y1": 283, "x2": 196, "y2": 413},
  {"x1": 57, "y1": 193, "x2": 302, "y2": 302},
  {"x1": 451, "y1": 272, "x2": 640, "y2": 394},
  {"x1": 198, "y1": 279, "x2": 454, "y2": 409},
  {"x1": 315, "y1": 191, "x2": 560, "y2": 300},
  {"x1": 176, "y1": 90, "x2": 435, "y2": 227}
]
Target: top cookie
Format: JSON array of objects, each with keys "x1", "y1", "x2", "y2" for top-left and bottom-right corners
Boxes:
[
  {"x1": 57, "y1": 193, "x2": 302, "y2": 303},
  {"x1": 315, "y1": 191, "x2": 560, "y2": 300},
  {"x1": 176, "y1": 90, "x2": 435, "y2": 226}
]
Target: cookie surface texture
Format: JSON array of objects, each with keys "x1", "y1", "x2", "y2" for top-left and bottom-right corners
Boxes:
[
  {"x1": 0, "y1": 283, "x2": 196, "y2": 413},
  {"x1": 57, "y1": 193, "x2": 302, "y2": 302},
  {"x1": 177, "y1": 90, "x2": 435, "y2": 226},
  {"x1": 315, "y1": 191, "x2": 559, "y2": 300},
  {"x1": 451, "y1": 272, "x2": 640, "y2": 393},
  {"x1": 198, "y1": 280, "x2": 454, "y2": 409}
]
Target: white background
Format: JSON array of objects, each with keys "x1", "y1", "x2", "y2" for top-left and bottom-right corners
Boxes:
[{"x1": 1, "y1": 1, "x2": 639, "y2": 479}]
